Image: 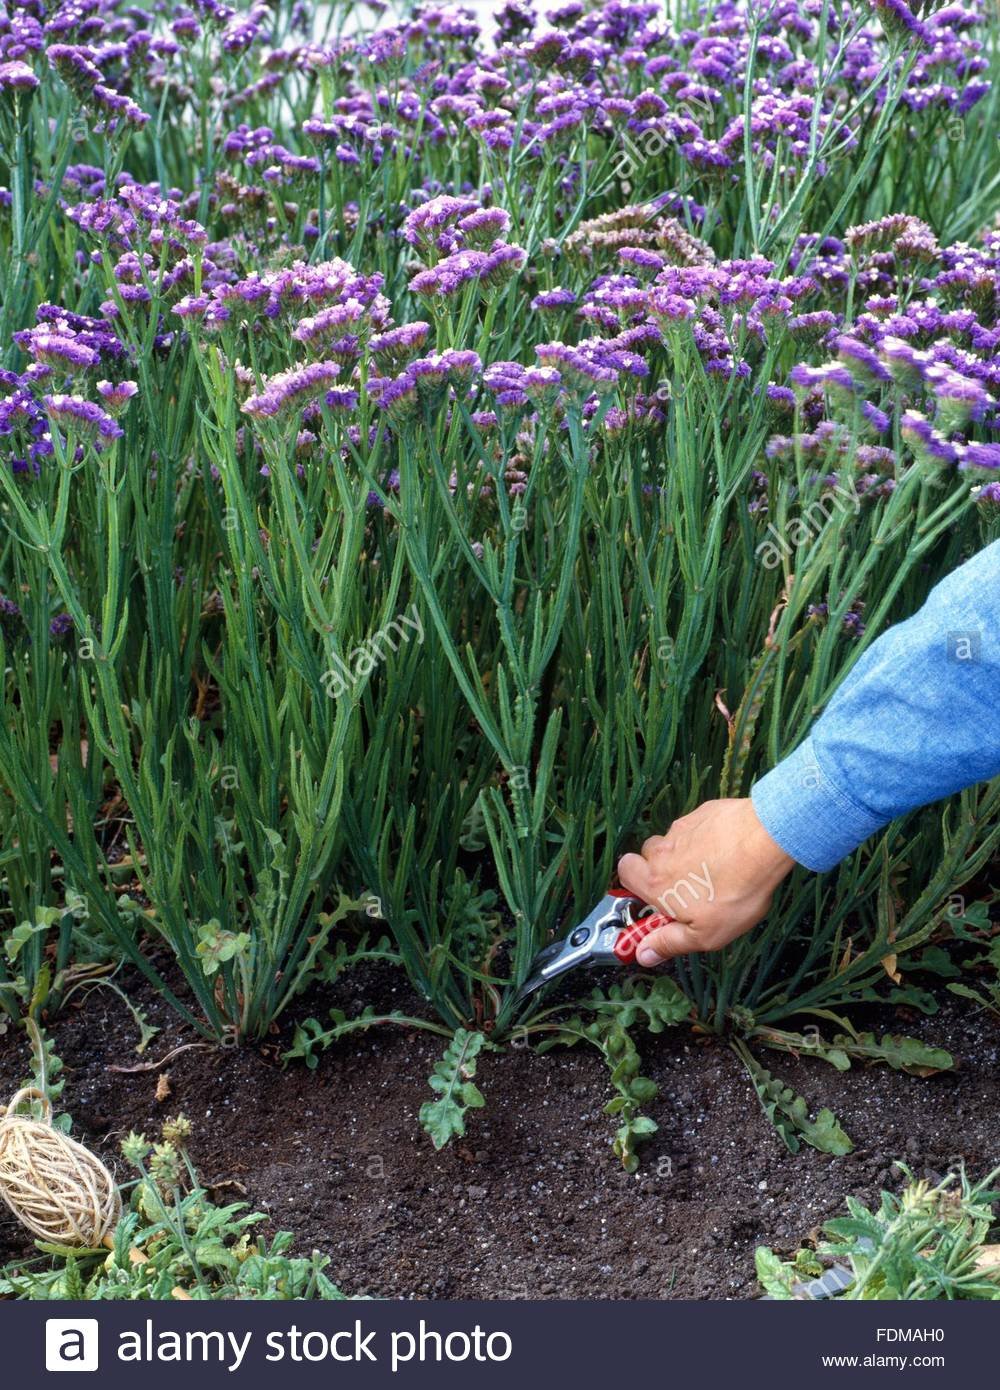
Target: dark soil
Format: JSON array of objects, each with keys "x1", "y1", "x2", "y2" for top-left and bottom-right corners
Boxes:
[{"x1": 1, "y1": 959, "x2": 998, "y2": 1300}]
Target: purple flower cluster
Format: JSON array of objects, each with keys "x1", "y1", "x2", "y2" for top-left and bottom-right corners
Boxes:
[
  {"x1": 1, "y1": 0, "x2": 997, "y2": 521},
  {"x1": 175, "y1": 256, "x2": 390, "y2": 341},
  {"x1": 242, "y1": 361, "x2": 344, "y2": 421},
  {"x1": 454, "y1": 197, "x2": 1000, "y2": 480},
  {"x1": 404, "y1": 195, "x2": 526, "y2": 303},
  {"x1": 368, "y1": 350, "x2": 483, "y2": 422},
  {"x1": 410, "y1": 243, "x2": 527, "y2": 300},
  {"x1": 43, "y1": 393, "x2": 123, "y2": 445},
  {"x1": 0, "y1": 59, "x2": 39, "y2": 97},
  {"x1": 0, "y1": 370, "x2": 52, "y2": 478}
]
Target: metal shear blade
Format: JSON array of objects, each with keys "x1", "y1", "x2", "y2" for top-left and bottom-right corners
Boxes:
[{"x1": 515, "y1": 893, "x2": 636, "y2": 1002}]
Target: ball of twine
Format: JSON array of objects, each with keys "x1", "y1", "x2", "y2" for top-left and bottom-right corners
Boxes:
[{"x1": 0, "y1": 1087, "x2": 121, "y2": 1247}]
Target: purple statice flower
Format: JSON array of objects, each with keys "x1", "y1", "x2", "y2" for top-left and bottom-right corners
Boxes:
[
  {"x1": 842, "y1": 604, "x2": 867, "y2": 640},
  {"x1": 855, "y1": 452, "x2": 897, "y2": 480},
  {"x1": 187, "y1": 259, "x2": 389, "y2": 337},
  {"x1": 96, "y1": 379, "x2": 138, "y2": 414},
  {"x1": 647, "y1": 288, "x2": 696, "y2": 324},
  {"x1": 535, "y1": 341, "x2": 618, "y2": 395},
  {"x1": 43, "y1": 394, "x2": 123, "y2": 444},
  {"x1": 973, "y1": 481, "x2": 1000, "y2": 505},
  {"x1": 49, "y1": 612, "x2": 73, "y2": 642},
  {"x1": 403, "y1": 194, "x2": 480, "y2": 252},
  {"x1": 90, "y1": 84, "x2": 149, "y2": 132},
  {"x1": 367, "y1": 372, "x2": 418, "y2": 423},
  {"x1": 439, "y1": 349, "x2": 482, "y2": 383},
  {"x1": 369, "y1": 322, "x2": 432, "y2": 370},
  {"x1": 324, "y1": 386, "x2": 360, "y2": 412},
  {"x1": 14, "y1": 328, "x2": 99, "y2": 373},
  {"x1": 901, "y1": 409, "x2": 957, "y2": 465},
  {"x1": 242, "y1": 361, "x2": 343, "y2": 420},
  {"x1": 291, "y1": 303, "x2": 372, "y2": 357},
  {"x1": 536, "y1": 108, "x2": 586, "y2": 144},
  {"x1": 958, "y1": 443, "x2": 1000, "y2": 471},
  {"x1": 482, "y1": 360, "x2": 529, "y2": 410},
  {"x1": 766, "y1": 434, "x2": 794, "y2": 462},
  {"x1": 407, "y1": 353, "x2": 475, "y2": 400},
  {"x1": 410, "y1": 243, "x2": 526, "y2": 299},
  {"x1": 879, "y1": 335, "x2": 930, "y2": 388},
  {"x1": 0, "y1": 60, "x2": 39, "y2": 96},
  {"x1": 861, "y1": 402, "x2": 891, "y2": 434},
  {"x1": 874, "y1": 0, "x2": 928, "y2": 43},
  {"x1": 924, "y1": 363, "x2": 993, "y2": 429},
  {"x1": 171, "y1": 15, "x2": 202, "y2": 41},
  {"x1": 222, "y1": 11, "x2": 264, "y2": 55},
  {"x1": 223, "y1": 123, "x2": 276, "y2": 161},
  {"x1": 172, "y1": 294, "x2": 213, "y2": 321},
  {"x1": 370, "y1": 351, "x2": 481, "y2": 421},
  {"x1": 0, "y1": 376, "x2": 51, "y2": 476},
  {"x1": 523, "y1": 365, "x2": 562, "y2": 405},
  {"x1": 835, "y1": 336, "x2": 892, "y2": 385},
  {"x1": 864, "y1": 295, "x2": 898, "y2": 319},
  {"x1": 531, "y1": 287, "x2": 576, "y2": 311},
  {"x1": 790, "y1": 363, "x2": 855, "y2": 396},
  {"x1": 60, "y1": 164, "x2": 106, "y2": 200},
  {"x1": 958, "y1": 81, "x2": 991, "y2": 116},
  {"x1": 705, "y1": 357, "x2": 751, "y2": 382},
  {"x1": 846, "y1": 214, "x2": 928, "y2": 255},
  {"x1": 765, "y1": 384, "x2": 796, "y2": 412},
  {"x1": 679, "y1": 138, "x2": 732, "y2": 176},
  {"x1": 457, "y1": 206, "x2": 512, "y2": 247},
  {"x1": 617, "y1": 247, "x2": 665, "y2": 274},
  {"x1": 47, "y1": 44, "x2": 102, "y2": 96},
  {"x1": 245, "y1": 141, "x2": 321, "y2": 182},
  {"x1": 365, "y1": 466, "x2": 400, "y2": 509},
  {"x1": 602, "y1": 406, "x2": 629, "y2": 434},
  {"x1": 0, "y1": 593, "x2": 22, "y2": 639}
]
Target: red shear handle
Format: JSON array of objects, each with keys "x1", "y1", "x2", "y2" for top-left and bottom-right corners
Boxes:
[{"x1": 612, "y1": 912, "x2": 674, "y2": 963}]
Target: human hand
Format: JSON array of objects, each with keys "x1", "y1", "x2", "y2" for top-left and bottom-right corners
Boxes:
[{"x1": 617, "y1": 798, "x2": 796, "y2": 965}]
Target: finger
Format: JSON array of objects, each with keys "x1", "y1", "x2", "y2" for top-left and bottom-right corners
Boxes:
[
  {"x1": 618, "y1": 852, "x2": 697, "y2": 925},
  {"x1": 640, "y1": 834, "x2": 667, "y2": 857},
  {"x1": 634, "y1": 919, "x2": 702, "y2": 966},
  {"x1": 617, "y1": 852, "x2": 661, "y2": 905}
]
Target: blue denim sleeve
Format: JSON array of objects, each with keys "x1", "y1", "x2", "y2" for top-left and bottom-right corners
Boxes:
[{"x1": 750, "y1": 539, "x2": 1000, "y2": 871}]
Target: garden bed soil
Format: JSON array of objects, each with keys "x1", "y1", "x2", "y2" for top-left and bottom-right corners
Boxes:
[{"x1": 1, "y1": 961, "x2": 997, "y2": 1300}]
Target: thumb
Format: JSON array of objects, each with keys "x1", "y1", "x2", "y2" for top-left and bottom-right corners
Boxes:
[{"x1": 635, "y1": 918, "x2": 701, "y2": 966}]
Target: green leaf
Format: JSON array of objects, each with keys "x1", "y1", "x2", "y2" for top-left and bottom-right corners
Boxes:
[
  {"x1": 738, "y1": 1046, "x2": 853, "y2": 1156},
  {"x1": 753, "y1": 1025, "x2": 952, "y2": 1077},
  {"x1": 948, "y1": 981, "x2": 992, "y2": 1009},
  {"x1": 314, "y1": 933, "x2": 401, "y2": 986},
  {"x1": 755, "y1": 1247, "x2": 796, "y2": 1299},
  {"x1": 283, "y1": 1007, "x2": 447, "y2": 1068},
  {"x1": 5, "y1": 909, "x2": 60, "y2": 964},
  {"x1": 836, "y1": 1032, "x2": 953, "y2": 1076},
  {"x1": 419, "y1": 1029, "x2": 487, "y2": 1150},
  {"x1": 582, "y1": 976, "x2": 691, "y2": 1033}
]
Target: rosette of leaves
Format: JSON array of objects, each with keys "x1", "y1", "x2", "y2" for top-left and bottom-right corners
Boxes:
[
  {"x1": 522, "y1": 976, "x2": 692, "y2": 1172},
  {"x1": 757, "y1": 1165, "x2": 1000, "y2": 1301},
  {"x1": 1, "y1": 1116, "x2": 349, "y2": 1300},
  {"x1": 419, "y1": 1028, "x2": 487, "y2": 1150}
]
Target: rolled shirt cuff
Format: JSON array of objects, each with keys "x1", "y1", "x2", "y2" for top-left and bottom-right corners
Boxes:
[{"x1": 749, "y1": 735, "x2": 889, "y2": 873}]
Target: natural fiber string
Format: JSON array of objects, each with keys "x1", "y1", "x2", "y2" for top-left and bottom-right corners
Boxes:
[{"x1": 0, "y1": 1086, "x2": 120, "y2": 1247}]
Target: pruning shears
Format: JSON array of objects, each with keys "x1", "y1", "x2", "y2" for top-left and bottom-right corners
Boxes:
[{"x1": 516, "y1": 889, "x2": 675, "y2": 1002}]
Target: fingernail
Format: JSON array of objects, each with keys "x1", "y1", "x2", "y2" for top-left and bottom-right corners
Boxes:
[{"x1": 636, "y1": 946, "x2": 660, "y2": 967}]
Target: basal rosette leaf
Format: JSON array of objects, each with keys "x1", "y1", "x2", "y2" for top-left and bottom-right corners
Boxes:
[
  {"x1": 418, "y1": 1028, "x2": 487, "y2": 1150},
  {"x1": 737, "y1": 1044, "x2": 853, "y2": 1156}
]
